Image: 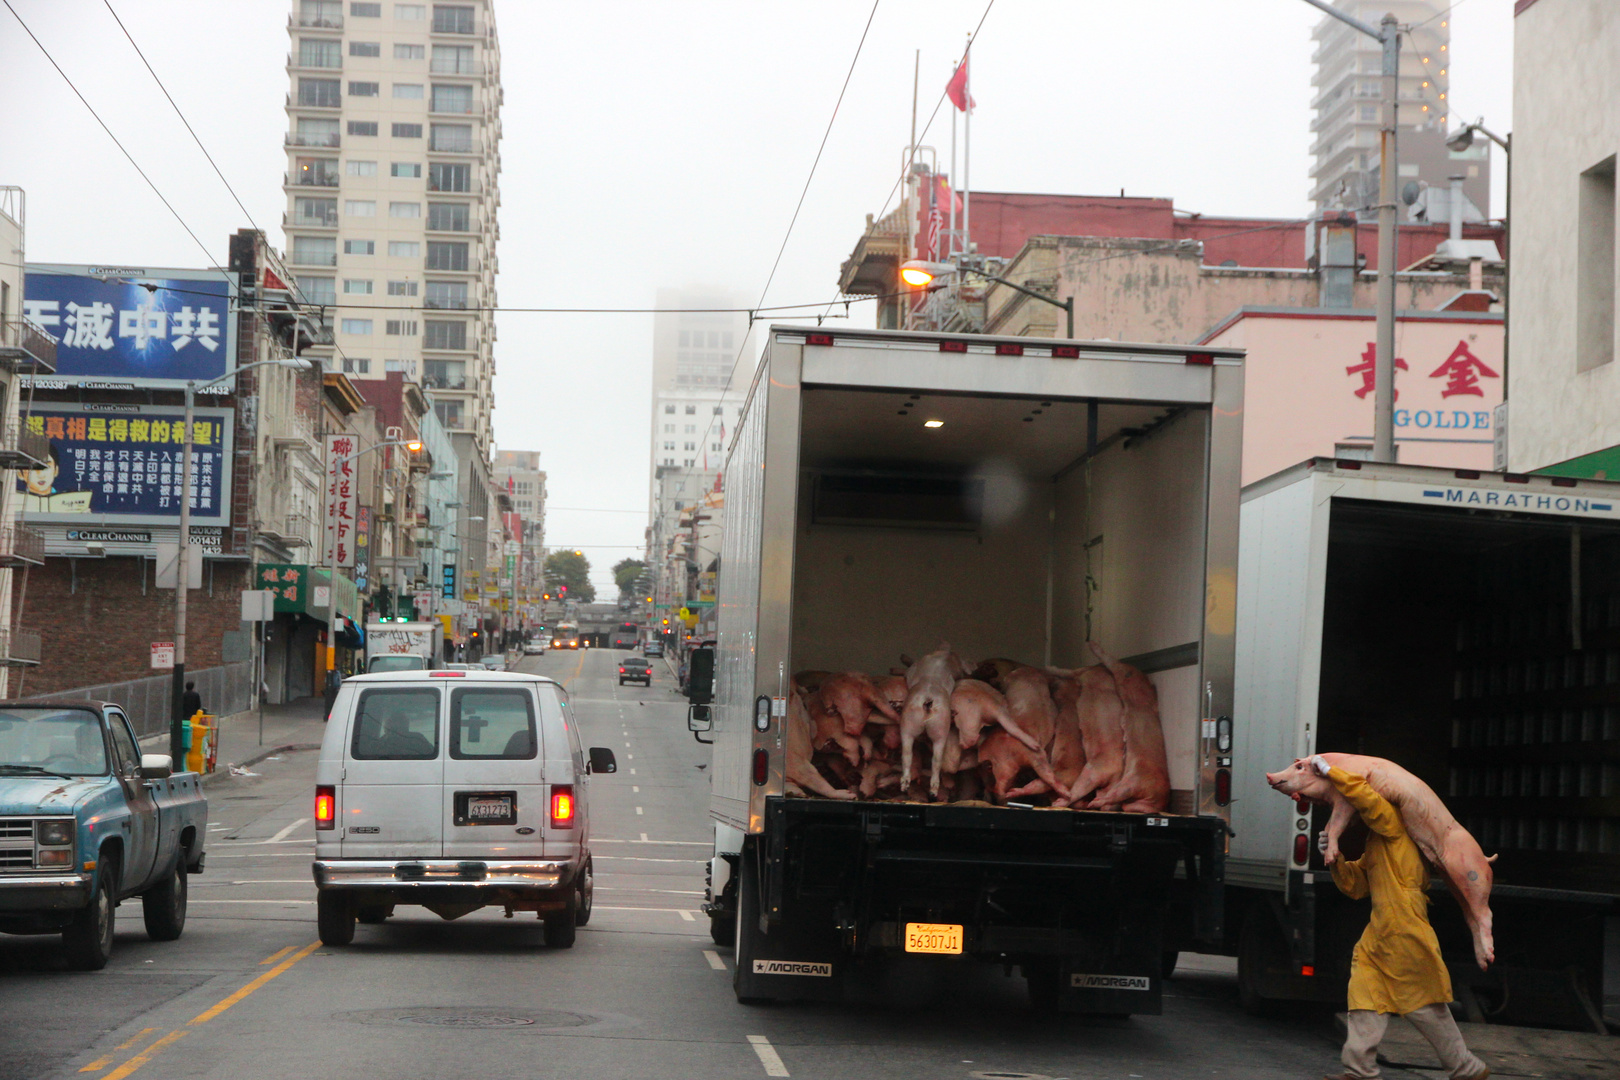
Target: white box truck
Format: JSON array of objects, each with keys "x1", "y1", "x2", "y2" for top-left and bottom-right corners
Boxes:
[
  {"x1": 365, "y1": 620, "x2": 443, "y2": 673},
  {"x1": 1223, "y1": 458, "x2": 1620, "y2": 1031},
  {"x1": 691, "y1": 326, "x2": 1244, "y2": 1013}
]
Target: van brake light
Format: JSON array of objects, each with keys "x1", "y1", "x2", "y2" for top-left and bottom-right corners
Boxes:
[
  {"x1": 550, "y1": 785, "x2": 575, "y2": 828},
  {"x1": 430, "y1": 671, "x2": 466, "y2": 677},
  {"x1": 315, "y1": 785, "x2": 335, "y2": 830}
]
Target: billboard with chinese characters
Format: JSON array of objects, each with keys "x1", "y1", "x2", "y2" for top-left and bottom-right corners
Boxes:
[
  {"x1": 21, "y1": 265, "x2": 236, "y2": 386},
  {"x1": 1201, "y1": 309, "x2": 1505, "y2": 485},
  {"x1": 15, "y1": 405, "x2": 235, "y2": 527},
  {"x1": 324, "y1": 434, "x2": 357, "y2": 568}
]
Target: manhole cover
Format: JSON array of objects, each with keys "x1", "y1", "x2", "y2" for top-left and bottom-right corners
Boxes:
[
  {"x1": 969, "y1": 1073, "x2": 1053, "y2": 1080},
  {"x1": 340, "y1": 1007, "x2": 596, "y2": 1031}
]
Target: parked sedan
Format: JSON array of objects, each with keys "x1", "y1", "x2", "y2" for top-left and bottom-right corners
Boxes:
[
  {"x1": 618, "y1": 657, "x2": 653, "y2": 686},
  {"x1": 479, "y1": 655, "x2": 505, "y2": 671}
]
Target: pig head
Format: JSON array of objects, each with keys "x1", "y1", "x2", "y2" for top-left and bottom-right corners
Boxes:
[{"x1": 819, "y1": 671, "x2": 900, "y2": 735}]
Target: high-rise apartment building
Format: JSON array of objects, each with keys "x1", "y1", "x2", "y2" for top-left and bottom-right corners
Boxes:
[
  {"x1": 1309, "y1": 2, "x2": 1488, "y2": 219},
  {"x1": 283, "y1": 0, "x2": 502, "y2": 455}
]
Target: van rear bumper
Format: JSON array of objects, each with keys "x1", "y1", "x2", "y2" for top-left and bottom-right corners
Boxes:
[{"x1": 313, "y1": 858, "x2": 572, "y2": 890}]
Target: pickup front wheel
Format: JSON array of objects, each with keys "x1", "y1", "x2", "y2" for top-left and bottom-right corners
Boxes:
[
  {"x1": 142, "y1": 857, "x2": 187, "y2": 941},
  {"x1": 64, "y1": 855, "x2": 118, "y2": 970},
  {"x1": 317, "y1": 890, "x2": 356, "y2": 946}
]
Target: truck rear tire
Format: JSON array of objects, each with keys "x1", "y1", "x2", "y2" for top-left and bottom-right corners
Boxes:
[
  {"x1": 141, "y1": 857, "x2": 187, "y2": 941},
  {"x1": 1237, "y1": 905, "x2": 1287, "y2": 1017},
  {"x1": 731, "y1": 850, "x2": 772, "y2": 1005},
  {"x1": 709, "y1": 911, "x2": 735, "y2": 947},
  {"x1": 64, "y1": 856, "x2": 118, "y2": 971},
  {"x1": 574, "y1": 858, "x2": 594, "y2": 927},
  {"x1": 317, "y1": 890, "x2": 356, "y2": 946},
  {"x1": 545, "y1": 898, "x2": 577, "y2": 948}
]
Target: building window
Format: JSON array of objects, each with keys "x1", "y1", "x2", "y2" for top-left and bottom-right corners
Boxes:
[
  {"x1": 432, "y1": 4, "x2": 475, "y2": 34},
  {"x1": 663, "y1": 424, "x2": 673, "y2": 433},
  {"x1": 663, "y1": 441, "x2": 674, "y2": 451},
  {"x1": 297, "y1": 38, "x2": 342, "y2": 68},
  {"x1": 344, "y1": 199, "x2": 376, "y2": 216},
  {"x1": 684, "y1": 459, "x2": 694, "y2": 467},
  {"x1": 425, "y1": 280, "x2": 469, "y2": 309},
  {"x1": 344, "y1": 238, "x2": 375, "y2": 255},
  {"x1": 387, "y1": 280, "x2": 418, "y2": 296},
  {"x1": 1578, "y1": 155, "x2": 1618, "y2": 372},
  {"x1": 432, "y1": 44, "x2": 475, "y2": 74},
  {"x1": 429, "y1": 123, "x2": 473, "y2": 152},
  {"x1": 434, "y1": 400, "x2": 463, "y2": 429},
  {"x1": 425, "y1": 241, "x2": 468, "y2": 271},
  {"x1": 343, "y1": 356, "x2": 371, "y2": 374},
  {"x1": 396, "y1": 3, "x2": 425, "y2": 18},
  {"x1": 389, "y1": 201, "x2": 422, "y2": 218},
  {"x1": 392, "y1": 123, "x2": 423, "y2": 139},
  {"x1": 348, "y1": 80, "x2": 380, "y2": 96},
  {"x1": 424, "y1": 359, "x2": 466, "y2": 388},
  {"x1": 384, "y1": 359, "x2": 412, "y2": 374},
  {"x1": 430, "y1": 84, "x2": 474, "y2": 114},
  {"x1": 684, "y1": 424, "x2": 695, "y2": 434},
  {"x1": 300, "y1": 1, "x2": 342, "y2": 28},
  {"x1": 350, "y1": 2, "x2": 382, "y2": 15},
  {"x1": 341, "y1": 318, "x2": 373, "y2": 335},
  {"x1": 386, "y1": 320, "x2": 418, "y2": 336},
  {"x1": 428, "y1": 162, "x2": 470, "y2": 192},
  {"x1": 712, "y1": 406, "x2": 723, "y2": 414},
  {"x1": 391, "y1": 161, "x2": 422, "y2": 178},
  {"x1": 349, "y1": 41, "x2": 381, "y2": 57},
  {"x1": 424, "y1": 320, "x2": 467, "y2": 350},
  {"x1": 347, "y1": 120, "x2": 378, "y2": 137},
  {"x1": 663, "y1": 404, "x2": 674, "y2": 414},
  {"x1": 294, "y1": 196, "x2": 338, "y2": 226},
  {"x1": 388, "y1": 240, "x2": 420, "y2": 257},
  {"x1": 343, "y1": 278, "x2": 374, "y2": 294},
  {"x1": 344, "y1": 161, "x2": 376, "y2": 179},
  {"x1": 292, "y1": 235, "x2": 337, "y2": 266},
  {"x1": 297, "y1": 77, "x2": 341, "y2": 107},
  {"x1": 684, "y1": 405, "x2": 696, "y2": 414},
  {"x1": 428, "y1": 202, "x2": 470, "y2": 231},
  {"x1": 301, "y1": 276, "x2": 336, "y2": 305},
  {"x1": 394, "y1": 42, "x2": 425, "y2": 60},
  {"x1": 393, "y1": 83, "x2": 425, "y2": 99},
  {"x1": 683, "y1": 442, "x2": 695, "y2": 451},
  {"x1": 293, "y1": 156, "x2": 340, "y2": 186},
  {"x1": 662, "y1": 458, "x2": 674, "y2": 466}
]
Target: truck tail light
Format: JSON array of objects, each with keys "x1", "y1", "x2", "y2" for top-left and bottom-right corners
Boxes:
[
  {"x1": 315, "y1": 785, "x2": 336, "y2": 830},
  {"x1": 1185, "y1": 352, "x2": 1214, "y2": 366},
  {"x1": 1214, "y1": 768, "x2": 1232, "y2": 806},
  {"x1": 752, "y1": 748, "x2": 769, "y2": 786},
  {"x1": 551, "y1": 786, "x2": 576, "y2": 828},
  {"x1": 1293, "y1": 833, "x2": 1310, "y2": 865}
]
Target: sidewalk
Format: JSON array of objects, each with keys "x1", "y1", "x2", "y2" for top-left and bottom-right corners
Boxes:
[{"x1": 139, "y1": 696, "x2": 329, "y2": 785}]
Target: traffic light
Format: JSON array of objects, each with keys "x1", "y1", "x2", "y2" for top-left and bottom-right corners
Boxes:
[
  {"x1": 662, "y1": 618, "x2": 669, "y2": 626},
  {"x1": 560, "y1": 586, "x2": 567, "y2": 595}
]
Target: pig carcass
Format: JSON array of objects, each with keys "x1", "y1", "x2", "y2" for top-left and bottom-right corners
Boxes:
[
  {"x1": 1082, "y1": 643, "x2": 1170, "y2": 814},
  {"x1": 801, "y1": 689, "x2": 866, "y2": 766},
  {"x1": 785, "y1": 682, "x2": 856, "y2": 800},
  {"x1": 1062, "y1": 664, "x2": 1127, "y2": 806},
  {"x1": 949, "y1": 679, "x2": 1044, "y2": 752},
  {"x1": 1265, "y1": 754, "x2": 1495, "y2": 970},
  {"x1": 819, "y1": 671, "x2": 900, "y2": 735},
  {"x1": 979, "y1": 727, "x2": 1064, "y2": 804},
  {"x1": 1047, "y1": 671, "x2": 1088, "y2": 794},
  {"x1": 899, "y1": 645, "x2": 964, "y2": 798}
]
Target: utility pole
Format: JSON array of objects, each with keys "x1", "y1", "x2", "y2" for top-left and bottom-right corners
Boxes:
[{"x1": 1299, "y1": 1, "x2": 1401, "y2": 462}]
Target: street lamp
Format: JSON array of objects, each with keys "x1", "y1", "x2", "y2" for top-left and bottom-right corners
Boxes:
[
  {"x1": 900, "y1": 259, "x2": 1075, "y2": 339},
  {"x1": 170, "y1": 355, "x2": 313, "y2": 762}
]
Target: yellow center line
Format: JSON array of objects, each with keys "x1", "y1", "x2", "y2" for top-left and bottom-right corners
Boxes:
[
  {"x1": 79, "y1": 1027, "x2": 157, "y2": 1072},
  {"x1": 259, "y1": 945, "x2": 296, "y2": 965},
  {"x1": 562, "y1": 649, "x2": 586, "y2": 688},
  {"x1": 101, "y1": 1030, "x2": 187, "y2": 1080}
]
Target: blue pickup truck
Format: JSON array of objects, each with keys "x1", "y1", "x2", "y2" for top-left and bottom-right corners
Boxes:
[{"x1": 0, "y1": 700, "x2": 209, "y2": 969}]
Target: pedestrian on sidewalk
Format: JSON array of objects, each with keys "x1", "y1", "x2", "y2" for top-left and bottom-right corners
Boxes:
[
  {"x1": 323, "y1": 667, "x2": 344, "y2": 721},
  {"x1": 182, "y1": 681, "x2": 203, "y2": 720},
  {"x1": 1311, "y1": 755, "x2": 1488, "y2": 1080}
]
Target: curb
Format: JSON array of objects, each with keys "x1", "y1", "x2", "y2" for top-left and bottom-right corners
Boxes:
[{"x1": 202, "y1": 742, "x2": 323, "y2": 786}]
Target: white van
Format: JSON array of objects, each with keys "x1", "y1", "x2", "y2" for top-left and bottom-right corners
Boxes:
[{"x1": 311, "y1": 670, "x2": 616, "y2": 947}]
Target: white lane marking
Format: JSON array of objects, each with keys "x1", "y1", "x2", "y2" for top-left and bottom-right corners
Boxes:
[
  {"x1": 635, "y1": 807, "x2": 644, "y2": 816},
  {"x1": 211, "y1": 840, "x2": 315, "y2": 847},
  {"x1": 268, "y1": 818, "x2": 311, "y2": 843},
  {"x1": 630, "y1": 768, "x2": 636, "y2": 775},
  {"x1": 624, "y1": 741, "x2": 632, "y2": 747},
  {"x1": 594, "y1": 838, "x2": 709, "y2": 846},
  {"x1": 594, "y1": 887, "x2": 705, "y2": 895},
  {"x1": 627, "y1": 754, "x2": 634, "y2": 760},
  {"x1": 632, "y1": 786, "x2": 640, "y2": 793},
  {"x1": 704, "y1": 949, "x2": 727, "y2": 969},
  {"x1": 189, "y1": 899, "x2": 315, "y2": 904},
  {"x1": 639, "y1": 832, "x2": 649, "y2": 842},
  {"x1": 205, "y1": 852, "x2": 315, "y2": 858},
  {"x1": 594, "y1": 856, "x2": 705, "y2": 863},
  {"x1": 748, "y1": 1035, "x2": 790, "y2": 1077},
  {"x1": 678, "y1": 909, "x2": 696, "y2": 922}
]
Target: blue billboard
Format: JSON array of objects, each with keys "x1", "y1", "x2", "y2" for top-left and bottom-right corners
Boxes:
[
  {"x1": 22, "y1": 265, "x2": 236, "y2": 385},
  {"x1": 17, "y1": 405, "x2": 235, "y2": 526}
]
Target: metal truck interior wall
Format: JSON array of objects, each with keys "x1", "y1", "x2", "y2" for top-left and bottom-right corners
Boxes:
[
  {"x1": 1316, "y1": 499, "x2": 1620, "y2": 893},
  {"x1": 789, "y1": 386, "x2": 1211, "y2": 800}
]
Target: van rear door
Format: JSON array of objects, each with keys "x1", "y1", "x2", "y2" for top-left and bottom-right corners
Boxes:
[
  {"x1": 441, "y1": 683, "x2": 547, "y2": 860},
  {"x1": 341, "y1": 684, "x2": 444, "y2": 858}
]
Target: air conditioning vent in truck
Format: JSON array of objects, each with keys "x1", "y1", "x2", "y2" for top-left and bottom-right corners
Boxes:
[{"x1": 810, "y1": 471, "x2": 983, "y2": 530}]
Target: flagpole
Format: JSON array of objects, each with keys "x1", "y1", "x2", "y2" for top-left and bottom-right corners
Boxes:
[
  {"x1": 962, "y1": 36, "x2": 972, "y2": 260},
  {"x1": 950, "y1": 99, "x2": 958, "y2": 255},
  {"x1": 908, "y1": 48, "x2": 919, "y2": 263}
]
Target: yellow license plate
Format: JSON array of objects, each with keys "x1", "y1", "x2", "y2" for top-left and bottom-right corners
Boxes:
[{"x1": 904, "y1": 922, "x2": 963, "y2": 955}]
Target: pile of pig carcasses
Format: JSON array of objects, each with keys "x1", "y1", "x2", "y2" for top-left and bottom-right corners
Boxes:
[{"x1": 788, "y1": 641, "x2": 1171, "y2": 811}]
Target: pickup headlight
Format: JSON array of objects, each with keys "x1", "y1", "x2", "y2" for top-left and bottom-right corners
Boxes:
[
  {"x1": 36, "y1": 848, "x2": 72, "y2": 868},
  {"x1": 35, "y1": 820, "x2": 73, "y2": 846}
]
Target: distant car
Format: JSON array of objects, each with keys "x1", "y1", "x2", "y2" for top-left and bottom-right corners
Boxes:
[
  {"x1": 618, "y1": 657, "x2": 653, "y2": 686},
  {"x1": 643, "y1": 641, "x2": 664, "y2": 657},
  {"x1": 479, "y1": 655, "x2": 504, "y2": 670},
  {"x1": 368, "y1": 655, "x2": 429, "y2": 674},
  {"x1": 523, "y1": 640, "x2": 546, "y2": 655},
  {"x1": 446, "y1": 663, "x2": 480, "y2": 671}
]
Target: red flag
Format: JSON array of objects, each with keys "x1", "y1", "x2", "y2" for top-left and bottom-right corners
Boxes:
[{"x1": 945, "y1": 56, "x2": 974, "y2": 113}]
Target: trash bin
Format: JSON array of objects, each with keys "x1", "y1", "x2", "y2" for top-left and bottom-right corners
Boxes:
[{"x1": 186, "y1": 712, "x2": 215, "y2": 775}]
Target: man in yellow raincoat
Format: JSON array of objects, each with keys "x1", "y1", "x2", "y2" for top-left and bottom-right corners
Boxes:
[{"x1": 1310, "y1": 755, "x2": 1488, "y2": 1080}]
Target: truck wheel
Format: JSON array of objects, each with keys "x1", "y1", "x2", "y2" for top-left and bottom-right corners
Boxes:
[
  {"x1": 1025, "y1": 960, "x2": 1061, "y2": 1013},
  {"x1": 574, "y1": 858, "x2": 594, "y2": 926},
  {"x1": 545, "y1": 897, "x2": 577, "y2": 948},
  {"x1": 731, "y1": 851, "x2": 773, "y2": 1005},
  {"x1": 317, "y1": 890, "x2": 356, "y2": 946},
  {"x1": 1237, "y1": 906, "x2": 1286, "y2": 1017},
  {"x1": 1161, "y1": 950, "x2": 1180, "y2": 979},
  {"x1": 64, "y1": 855, "x2": 118, "y2": 970},
  {"x1": 141, "y1": 857, "x2": 188, "y2": 941},
  {"x1": 356, "y1": 905, "x2": 389, "y2": 924},
  {"x1": 709, "y1": 911, "x2": 735, "y2": 947}
]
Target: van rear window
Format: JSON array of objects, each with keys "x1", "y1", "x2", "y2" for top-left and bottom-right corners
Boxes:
[
  {"x1": 351, "y1": 688, "x2": 440, "y2": 760},
  {"x1": 450, "y1": 688, "x2": 536, "y2": 760}
]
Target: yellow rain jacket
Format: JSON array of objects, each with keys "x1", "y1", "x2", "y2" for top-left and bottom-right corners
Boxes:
[{"x1": 1327, "y1": 765, "x2": 1453, "y2": 1014}]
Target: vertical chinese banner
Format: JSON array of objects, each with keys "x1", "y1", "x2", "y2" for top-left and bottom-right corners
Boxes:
[
  {"x1": 324, "y1": 434, "x2": 357, "y2": 568},
  {"x1": 354, "y1": 506, "x2": 371, "y2": 589}
]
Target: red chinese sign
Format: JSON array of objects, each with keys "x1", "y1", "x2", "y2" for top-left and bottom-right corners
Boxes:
[
  {"x1": 1345, "y1": 343, "x2": 1410, "y2": 401},
  {"x1": 1346, "y1": 339, "x2": 1500, "y2": 402},
  {"x1": 324, "y1": 434, "x2": 356, "y2": 568}
]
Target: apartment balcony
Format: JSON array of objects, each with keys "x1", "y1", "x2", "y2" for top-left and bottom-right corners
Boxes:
[
  {"x1": 284, "y1": 170, "x2": 340, "y2": 188},
  {"x1": 284, "y1": 209, "x2": 339, "y2": 230},
  {"x1": 286, "y1": 92, "x2": 342, "y2": 111},
  {"x1": 290, "y1": 12, "x2": 342, "y2": 30},
  {"x1": 0, "y1": 418, "x2": 49, "y2": 468},
  {"x1": 427, "y1": 138, "x2": 480, "y2": 156},
  {"x1": 430, "y1": 58, "x2": 484, "y2": 76},
  {"x1": 0, "y1": 316, "x2": 58, "y2": 374},
  {"x1": 287, "y1": 53, "x2": 342, "y2": 71},
  {"x1": 425, "y1": 215, "x2": 478, "y2": 235},
  {"x1": 0, "y1": 628, "x2": 42, "y2": 667},
  {"x1": 430, "y1": 16, "x2": 483, "y2": 36},
  {"x1": 422, "y1": 374, "x2": 469, "y2": 390},
  {"x1": 0, "y1": 526, "x2": 45, "y2": 568},
  {"x1": 286, "y1": 132, "x2": 341, "y2": 148},
  {"x1": 424, "y1": 255, "x2": 480, "y2": 275},
  {"x1": 427, "y1": 177, "x2": 481, "y2": 195},
  {"x1": 288, "y1": 249, "x2": 339, "y2": 267},
  {"x1": 261, "y1": 512, "x2": 314, "y2": 549}
]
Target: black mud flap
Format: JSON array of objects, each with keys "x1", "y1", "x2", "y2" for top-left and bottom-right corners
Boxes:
[
  {"x1": 732, "y1": 837, "x2": 843, "y2": 1005},
  {"x1": 1060, "y1": 965, "x2": 1164, "y2": 1015}
]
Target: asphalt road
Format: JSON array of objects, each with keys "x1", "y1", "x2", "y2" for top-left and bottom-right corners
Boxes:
[{"x1": 2, "y1": 649, "x2": 1356, "y2": 1080}]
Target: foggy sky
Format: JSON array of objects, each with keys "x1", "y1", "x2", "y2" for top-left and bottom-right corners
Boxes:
[{"x1": 0, "y1": 1, "x2": 1513, "y2": 593}]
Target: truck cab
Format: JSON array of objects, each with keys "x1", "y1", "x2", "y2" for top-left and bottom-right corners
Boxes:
[{"x1": 0, "y1": 700, "x2": 208, "y2": 969}]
